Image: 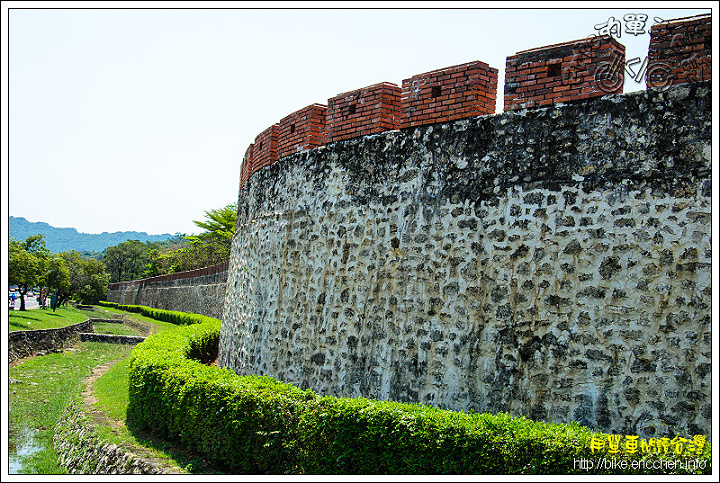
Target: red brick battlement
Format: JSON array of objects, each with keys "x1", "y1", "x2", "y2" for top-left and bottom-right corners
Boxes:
[
  {"x1": 326, "y1": 82, "x2": 402, "y2": 143},
  {"x1": 278, "y1": 104, "x2": 327, "y2": 159},
  {"x1": 401, "y1": 60, "x2": 498, "y2": 128},
  {"x1": 504, "y1": 35, "x2": 625, "y2": 111},
  {"x1": 238, "y1": 14, "x2": 710, "y2": 190},
  {"x1": 647, "y1": 13, "x2": 711, "y2": 88}
]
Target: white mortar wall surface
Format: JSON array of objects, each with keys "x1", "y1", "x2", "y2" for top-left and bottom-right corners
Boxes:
[{"x1": 220, "y1": 83, "x2": 712, "y2": 439}]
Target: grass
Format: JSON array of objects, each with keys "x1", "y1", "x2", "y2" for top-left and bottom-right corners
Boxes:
[
  {"x1": 8, "y1": 305, "x2": 92, "y2": 332},
  {"x1": 8, "y1": 304, "x2": 192, "y2": 474},
  {"x1": 92, "y1": 306, "x2": 182, "y2": 334},
  {"x1": 93, "y1": 356, "x2": 132, "y2": 421},
  {"x1": 92, "y1": 321, "x2": 141, "y2": 336},
  {"x1": 8, "y1": 341, "x2": 135, "y2": 474},
  {"x1": 92, "y1": 357, "x2": 218, "y2": 473}
]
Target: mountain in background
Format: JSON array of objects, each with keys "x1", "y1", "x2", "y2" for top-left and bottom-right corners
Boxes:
[{"x1": 9, "y1": 216, "x2": 176, "y2": 253}]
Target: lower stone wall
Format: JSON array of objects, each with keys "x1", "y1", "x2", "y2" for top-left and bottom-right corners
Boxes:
[
  {"x1": 9, "y1": 321, "x2": 94, "y2": 363},
  {"x1": 54, "y1": 403, "x2": 177, "y2": 475},
  {"x1": 106, "y1": 270, "x2": 228, "y2": 320},
  {"x1": 79, "y1": 333, "x2": 146, "y2": 345}
]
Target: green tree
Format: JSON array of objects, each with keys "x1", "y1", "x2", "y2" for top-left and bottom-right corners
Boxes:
[
  {"x1": 190, "y1": 203, "x2": 237, "y2": 240},
  {"x1": 102, "y1": 240, "x2": 157, "y2": 283},
  {"x1": 58, "y1": 250, "x2": 85, "y2": 306},
  {"x1": 148, "y1": 203, "x2": 236, "y2": 274},
  {"x1": 56, "y1": 250, "x2": 111, "y2": 304},
  {"x1": 9, "y1": 235, "x2": 50, "y2": 311},
  {"x1": 76, "y1": 258, "x2": 110, "y2": 304},
  {"x1": 42, "y1": 255, "x2": 71, "y2": 310}
]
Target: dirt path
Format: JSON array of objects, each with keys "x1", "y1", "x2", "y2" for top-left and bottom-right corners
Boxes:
[{"x1": 80, "y1": 355, "x2": 185, "y2": 474}]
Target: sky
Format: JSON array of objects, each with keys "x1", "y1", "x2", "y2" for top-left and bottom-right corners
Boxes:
[{"x1": 2, "y1": 2, "x2": 715, "y2": 237}]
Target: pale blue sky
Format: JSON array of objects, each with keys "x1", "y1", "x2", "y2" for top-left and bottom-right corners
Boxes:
[{"x1": 3, "y1": 3, "x2": 714, "y2": 236}]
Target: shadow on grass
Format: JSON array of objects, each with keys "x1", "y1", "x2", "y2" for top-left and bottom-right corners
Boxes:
[
  {"x1": 9, "y1": 320, "x2": 34, "y2": 331},
  {"x1": 124, "y1": 415, "x2": 229, "y2": 474}
]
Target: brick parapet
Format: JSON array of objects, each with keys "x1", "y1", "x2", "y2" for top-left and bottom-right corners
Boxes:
[
  {"x1": 400, "y1": 60, "x2": 498, "y2": 128},
  {"x1": 277, "y1": 103, "x2": 327, "y2": 158},
  {"x1": 107, "y1": 260, "x2": 229, "y2": 288},
  {"x1": 504, "y1": 35, "x2": 625, "y2": 111},
  {"x1": 647, "y1": 13, "x2": 711, "y2": 88},
  {"x1": 325, "y1": 82, "x2": 402, "y2": 143},
  {"x1": 240, "y1": 143, "x2": 254, "y2": 189},
  {"x1": 252, "y1": 124, "x2": 279, "y2": 172},
  {"x1": 236, "y1": 15, "x2": 708, "y2": 189}
]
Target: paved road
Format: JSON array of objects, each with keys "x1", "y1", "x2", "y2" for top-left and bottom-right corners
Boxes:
[{"x1": 9, "y1": 294, "x2": 40, "y2": 310}]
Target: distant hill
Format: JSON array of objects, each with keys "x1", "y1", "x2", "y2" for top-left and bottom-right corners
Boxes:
[{"x1": 9, "y1": 216, "x2": 176, "y2": 253}]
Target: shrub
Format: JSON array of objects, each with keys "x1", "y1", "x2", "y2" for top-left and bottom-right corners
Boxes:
[
  {"x1": 98, "y1": 301, "x2": 217, "y2": 326},
  {"x1": 127, "y1": 308, "x2": 711, "y2": 474}
]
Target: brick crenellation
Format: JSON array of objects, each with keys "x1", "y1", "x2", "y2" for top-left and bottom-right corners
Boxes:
[{"x1": 238, "y1": 14, "x2": 710, "y2": 189}]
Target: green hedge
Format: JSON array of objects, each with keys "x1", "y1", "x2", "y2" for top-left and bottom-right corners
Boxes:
[
  {"x1": 98, "y1": 301, "x2": 219, "y2": 327},
  {"x1": 126, "y1": 310, "x2": 711, "y2": 474}
]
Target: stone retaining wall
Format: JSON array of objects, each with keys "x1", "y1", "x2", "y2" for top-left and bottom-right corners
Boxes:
[
  {"x1": 9, "y1": 321, "x2": 94, "y2": 363},
  {"x1": 54, "y1": 403, "x2": 179, "y2": 474},
  {"x1": 79, "y1": 333, "x2": 146, "y2": 345},
  {"x1": 106, "y1": 264, "x2": 228, "y2": 319}
]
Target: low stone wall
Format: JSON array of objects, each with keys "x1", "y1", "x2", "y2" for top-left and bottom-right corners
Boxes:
[
  {"x1": 79, "y1": 333, "x2": 146, "y2": 345},
  {"x1": 54, "y1": 403, "x2": 178, "y2": 475},
  {"x1": 9, "y1": 321, "x2": 94, "y2": 363},
  {"x1": 88, "y1": 318, "x2": 124, "y2": 323}
]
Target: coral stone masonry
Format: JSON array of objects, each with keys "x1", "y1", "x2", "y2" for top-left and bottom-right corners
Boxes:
[
  {"x1": 504, "y1": 35, "x2": 625, "y2": 111},
  {"x1": 222, "y1": 80, "x2": 712, "y2": 440}
]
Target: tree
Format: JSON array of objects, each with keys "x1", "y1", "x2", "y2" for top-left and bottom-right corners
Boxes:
[
  {"x1": 103, "y1": 240, "x2": 156, "y2": 283},
  {"x1": 150, "y1": 203, "x2": 237, "y2": 274},
  {"x1": 75, "y1": 258, "x2": 110, "y2": 304},
  {"x1": 8, "y1": 235, "x2": 50, "y2": 311},
  {"x1": 58, "y1": 250, "x2": 110, "y2": 305},
  {"x1": 190, "y1": 203, "x2": 237, "y2": 241},
  {"x1": 43, "y1": 256, "x2": 70, "y2": 310},
  {"x1": 58, "y1": 250, "x2": 85, "y2": 307}
]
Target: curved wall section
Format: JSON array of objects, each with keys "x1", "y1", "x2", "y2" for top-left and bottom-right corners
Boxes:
[{"x1": 220, "y1": 82, "x2": 711, "y2": 439}]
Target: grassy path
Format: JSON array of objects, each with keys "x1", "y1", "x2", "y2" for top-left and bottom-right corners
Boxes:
[
  {"x1": 8, "y1": 305, "x2": 215, "y2": 474},
  {"x1": 9, "y1": 341, "x2": 135, "y2": 473}
]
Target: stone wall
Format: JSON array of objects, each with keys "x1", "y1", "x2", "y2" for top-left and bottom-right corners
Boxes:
[
  {"x1": 106, "y1": 262, "x2": 228, "y2": 319},
  {"x1": 79, "y1": 333, "x2": 146, "y2": 345},
  {"x1": 220, "y1": 81, "x2": 712, "y2": 440},
  {"x1": 9, "y1": 320, "x2": 94, "y2": 363},
  {"x1": 54, "y1": 403, "x2": 179, "y2": 474}
]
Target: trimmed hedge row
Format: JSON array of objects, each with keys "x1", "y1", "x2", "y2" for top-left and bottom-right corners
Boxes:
[
  {"x1": 98, "y1": 301, "x2": 219, "y2": 327},
  {"x1": 126, "y1": 311, "x2": 711, "y2": 474}
]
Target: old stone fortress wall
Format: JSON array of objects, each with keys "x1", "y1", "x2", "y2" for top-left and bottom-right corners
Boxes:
[
  {"x1": 111, "y1": 14, "x2": 712, "y2": 439},
  {"x1": 107, "y1": 261, "x2": 229, "y2": 320}
]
